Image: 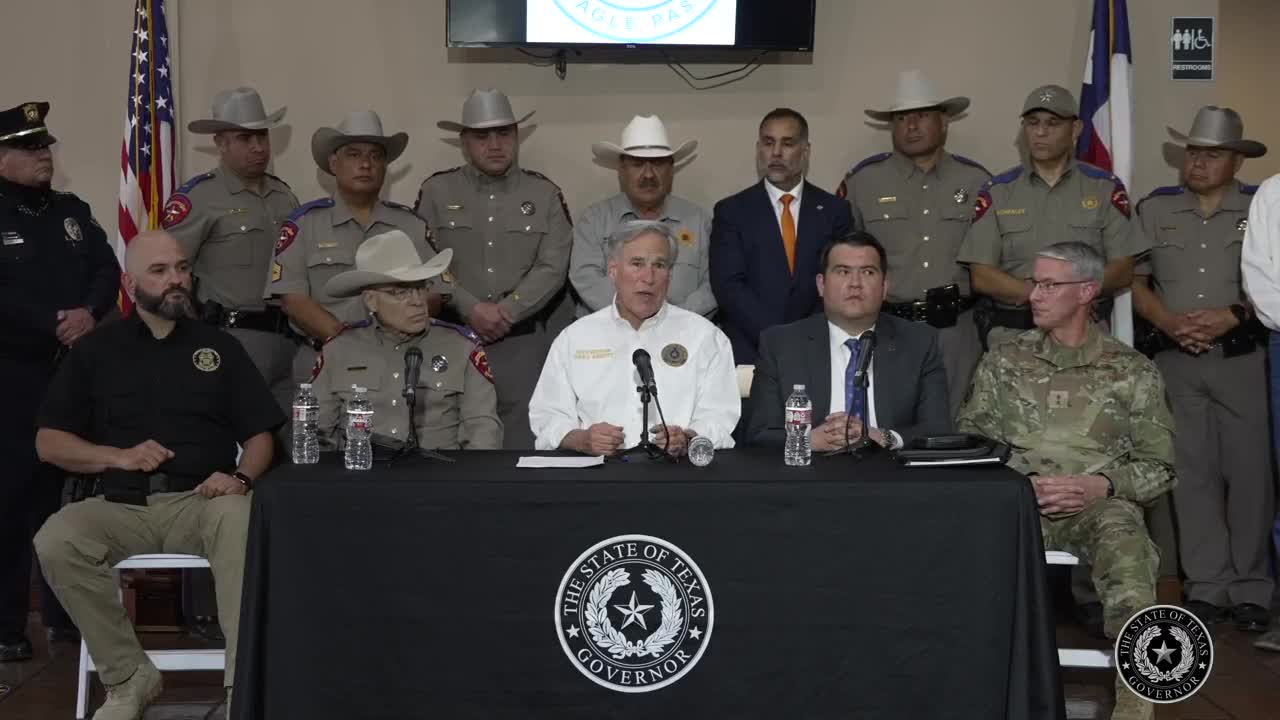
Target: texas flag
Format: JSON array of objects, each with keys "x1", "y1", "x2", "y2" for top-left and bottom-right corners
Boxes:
[{"x1": 1076, "y1": 0, "x2": 1135, "y2": 344}]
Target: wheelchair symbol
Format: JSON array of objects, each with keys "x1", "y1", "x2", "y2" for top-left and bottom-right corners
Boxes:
[{"x1": 1171, "y1": 28, "x2": 1211, "y2": 51}]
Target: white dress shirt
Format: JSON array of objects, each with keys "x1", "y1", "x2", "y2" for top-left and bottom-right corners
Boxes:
[
  {"x1": 764, "y1": 177, "x2": 805, "y2": 237},
  {"x1": 826, "y1": 322, "x2": 903, "y2": 448},
  {"x1": 529, "y1": 300, "x2": 741, "y2": 451},
  {"x1": 1242, "y1": 174, "x2": 1280, "y2": 330}
]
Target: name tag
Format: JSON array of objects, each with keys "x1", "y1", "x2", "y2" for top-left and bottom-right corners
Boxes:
[
  {"x1": 316, "y1": 241, "x2": 339, "y2": 249},
  {"x1": 447, "y1": 204, "x2": 465, "y2": 211},
  {"x1": 1, "y1": 232, "x2": 23, "y2": 245},
  {"x1": 877, "y1": 196, "x2": 897, "y2": 204},
  {"x1": 997, "y1": 208, "x2": 1026, "y2": 216},
  {"x1": 574, "y1": 349, "x2": 614, "y2": 361}
]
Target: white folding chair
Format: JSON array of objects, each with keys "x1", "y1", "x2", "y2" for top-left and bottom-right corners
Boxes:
[
  {"x1": 1045, "y1": 551, "x2": 1113, "y2": 669},
  {"x1": 76, "y1": 554, "x2": 226, "y2": 719}
]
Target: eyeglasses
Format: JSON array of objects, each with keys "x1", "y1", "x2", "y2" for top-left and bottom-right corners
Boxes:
[
  {"x1": 374, "y1": 285, "x2": 428, "y2": 302},
  {"x1": 1029, "y1": 278, "x2": 1091, "y2": 293}
]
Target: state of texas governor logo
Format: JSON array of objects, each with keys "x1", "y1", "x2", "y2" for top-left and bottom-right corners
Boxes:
[
  {"x1": 1115, "y1": 604, "x2": 1213, "y2": 703},
  {"x1": 555, "y1": 534, "x2": 713, "y2": 693}
]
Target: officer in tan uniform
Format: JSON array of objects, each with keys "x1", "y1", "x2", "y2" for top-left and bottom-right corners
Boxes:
[
  {"x1": 1132, "y1": 106, "x2": 1272, "y2": 632},
  {"x1": 415, "y1": 89, "x2": 573, "y2": 449},
  {"x1": 958, "y1": 84, "x2": 1149, "y2": 349},
  {"x1": 266, "y1": 111, "x2": 440, "y2": 384},
  {"x1": 313, "y1": 230, "x2": 501, "y2": 450},
  {"x1": 837, "y1": 70, "x2": 990, "y2": 416},
  {"x1": 161, "y1": 88, "x2": 299, "y2": 410}
]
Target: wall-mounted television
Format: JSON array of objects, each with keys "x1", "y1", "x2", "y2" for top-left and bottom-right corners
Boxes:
[{"x1": 447, "y1": 0, "x2": 817, "y2": 51}]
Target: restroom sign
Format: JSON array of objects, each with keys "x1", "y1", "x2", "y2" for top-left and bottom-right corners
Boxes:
[{"x1": 1171, "y1": 17, "x2": 1214, "y2": 80}]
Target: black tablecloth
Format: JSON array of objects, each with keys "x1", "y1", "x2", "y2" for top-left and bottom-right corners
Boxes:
[{"x1": 232, "y1": 450, "x2": 1064, "y2": 720}]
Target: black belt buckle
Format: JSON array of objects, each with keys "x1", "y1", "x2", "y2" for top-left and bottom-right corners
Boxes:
[
  {"x1": 1221, "y1": 327, "x2": 1258, "y2": 358},
  {"x1": 924, "y1": 284, "x2": 960, "y2": 328}
]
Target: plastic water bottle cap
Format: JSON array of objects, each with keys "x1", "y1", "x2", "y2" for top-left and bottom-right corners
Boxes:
[
  {"x1": 300, "y1": 383, "x2": 312, "y2": 389},
  {"x1": 793, "y1": 384, "x2": 805, "y2": 391}
]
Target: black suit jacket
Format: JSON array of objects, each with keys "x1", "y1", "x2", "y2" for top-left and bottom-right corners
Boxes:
[
  {"x1": 746, "y1": 312, "x2": 951, "y2": 447},
  {"x1": 710, "y1": 180, "x2": 853, "y2": 364}
]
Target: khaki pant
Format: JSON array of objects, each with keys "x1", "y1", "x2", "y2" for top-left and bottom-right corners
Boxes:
[
  {"x1": 227, "y1": 328, "x2": 298, "y2": 415},
  {"x1": 937, "y1": 308, "x2": 983, "y2": 419},
  {"x1": 33, "y1": 491, "x2": 250, "y2": 687}
]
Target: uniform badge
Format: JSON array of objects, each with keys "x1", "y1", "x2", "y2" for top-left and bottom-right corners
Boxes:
[
  {"x1": 520, "y1": 201, "x2": 536, "y2": 216},
  {"x1": 2, "y1": 231, "x2": 25, "y2": 246},
  {"x1": 1082, "y1": 195, "x2": 1100, "y2": 210},
  {"x1": 1039, "y1": 89, "x2": 1055, "y2": 103},
  {"x1": 973, "y1": 190, "x2": 993, "y2": 221},
  {"x1": 442, "y1": 270, "x2": 455, "y2": 284},
  {"x1": 661, "y1": 343, "x2": 688, "y2": 368},
  {"x1": 555, "y1": 534, "x2": 713, "y2": 694},
  {"x1": 677, "y1": 229, "x2": 695, "y2": 247},
  {"x1": 431, "y1": 354, "x2": 448, "y2": 372},
  {"x1": 275, "y1": 222, "x2": 298, "y2": 255},
  {"x1": 22, "y1": 103, "x2": 39, "y2": 123},
  {"x1": 1115, "y1": 604, "x2": 1213, "y2": 705},
  {"x1": 192, "y1": 348, "x2": 222, "y2": 372},
  {"x1": 63, "y1": 218, "x2": 82, "y2": 246},
  {"x1": 161, "y1": 194, "x2": 192, "y2": 229},
  {"x1": 271, "y1": 261, "x2": 282, "y2": 283},
  {"x1": 953, "y1": 188, "x2": 968, "y2": 204},
  {"x1": 1048, "y1": 390, "x2": 1070, "y2": 409},
  {"x1": 1237, "y1": 218, "x2": 1248, "y2": 232}
]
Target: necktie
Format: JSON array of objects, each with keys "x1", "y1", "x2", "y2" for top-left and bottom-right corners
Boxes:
[
  {"x1": 780, "y1": 193, "x2": 797, "y2": 274},
  {"x1": 843, "y1": 337, "x2": 866, "y2": 420}
]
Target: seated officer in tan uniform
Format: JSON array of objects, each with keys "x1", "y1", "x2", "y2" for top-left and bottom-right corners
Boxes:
[
  {"x1": 32, "y1": 230, "x2": 284, "y2": 719},
  {"x1": 312, "y1": 230, "x2": 502, "y2": 450}
]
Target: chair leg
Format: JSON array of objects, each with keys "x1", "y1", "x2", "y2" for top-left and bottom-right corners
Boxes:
[{"x1": 76, "y1": 638, "x2": 90, "y2": 719}]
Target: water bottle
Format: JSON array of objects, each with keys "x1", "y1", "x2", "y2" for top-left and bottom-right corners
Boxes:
[
  {"x1": 344, "y1": 385, "x2": 374, "y2": 471},
  {"x1": 784, "y1": 384, "x2": 812, "y2": 466},
  {"x1": 291, "y1": 383, "x2": 320, "y2": 464}
]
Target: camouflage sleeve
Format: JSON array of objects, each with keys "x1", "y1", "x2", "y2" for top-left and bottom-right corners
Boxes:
[
  {"x1": 955, "y1": 350, "x2": 1005, "y2": 439},
  {"x1": 498, "y1": 188, "x2": 572, "y2": 323},
  {"x1": 1106, "y1": 360, "x2": 1176, "y2": 505}
]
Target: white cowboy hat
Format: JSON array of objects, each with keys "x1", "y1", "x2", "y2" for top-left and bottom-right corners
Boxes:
[
  {"x1": 865, "y1": 70, "x2": 970, "y2": 122},
  {"x1": 310, "y1": 110, "x2": 409, "y2": 174},
  {"x1": 324, "y1": 231, "x2": 454, "y2": 298},
  {"x1": 437, "y1": 88, "x2": 535, "y2": 132},
  {"x1": 188, "y1": 88, "x2": 286, "y2": 134},
  {"x1": 591, "y1": 114, "x2": 697, "y2": 163},
  {"x1": 1168, "y1": 106, "x2": 1267, "y2": 158}
]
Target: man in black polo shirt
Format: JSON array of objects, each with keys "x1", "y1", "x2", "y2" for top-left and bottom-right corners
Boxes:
[{"x1": 33, "y1": 230, "x2": 283, "y2": 719}]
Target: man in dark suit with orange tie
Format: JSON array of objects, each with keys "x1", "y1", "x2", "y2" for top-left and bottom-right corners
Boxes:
[
  {"x1": 710, "y1": 108, "x2": 854, "y2": 365},
  {"x1": 747, "y1": 231, "x2": 951, "y2": 449}
]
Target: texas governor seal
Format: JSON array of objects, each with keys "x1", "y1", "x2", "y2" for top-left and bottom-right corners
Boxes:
[
  {"x1": 1115, "y1": 604, "x2": 1213, "y2": 704},
  {"x1": 554, "y1": 534, "x2": 714, "y2": 693}
]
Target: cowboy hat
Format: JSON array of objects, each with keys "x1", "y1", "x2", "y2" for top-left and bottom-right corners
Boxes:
[
  {"x1": 310, "y1": 110, "x2": 409, "y2": 174},
  {"x1": 188, "y1": 87, "x2": 286, "y2": 134},
  {"x1": 324, "y1": 230, "x2": 454, "y2": 298},
  {"x1": 591, "y1": 114, "x2": 697, "y2": 163},
  {"x1": 437, "y1": 88, "x2": 535, "y2": 132},
  {"x1": 865, "y1": 70, "x2": 970, "y2": 121},
  {"x1": 1168, "y1": 106, "x2": 1267, "y2": 158}
]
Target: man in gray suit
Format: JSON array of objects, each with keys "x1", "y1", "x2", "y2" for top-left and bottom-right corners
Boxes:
[{"x1": 748, "y1": 231, "x2": 951, "y2": 449}]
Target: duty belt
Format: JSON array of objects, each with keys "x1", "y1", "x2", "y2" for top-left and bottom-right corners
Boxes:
[
  {"x1": 883, "y1": 284, "x2": 975, "y2": 328},
  {"x1": 201, "y1": 301, "x2": 291, "y2": 335}
]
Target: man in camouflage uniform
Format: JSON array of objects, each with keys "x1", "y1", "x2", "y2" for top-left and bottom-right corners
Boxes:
[
  {"x1": 959, "y1": 242, "x2": 1173, "y2": 720},
  {"x1": 415, "y1": 89, "x2": 572, "y2": 449},
  {"x1": 1133, "y1": 107, "x2": 1272, "y2": 632},
  {"x1": 958, "y1": 85, "x2": 1148, "y2": 349},
  {"x1": 838, "y1": 70, "x2": 990, "y2": 416},
  {"x1": 267, "y1": 111, "x2": 440, "y2": 385},
  {"x1": 312, "y1": 230, "x2": 501, "y2": 450},
  {"x1": 162, "y1": 88, "x2": 298, "y2": 411}
]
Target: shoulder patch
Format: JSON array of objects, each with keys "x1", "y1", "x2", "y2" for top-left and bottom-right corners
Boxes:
[
  {"x1": 174, "y1": 171, "x2": 216, "y2": 195},
  {"x1": 989, "y1": 166, "x2": 1024, "y2": 186},
  {"x1": 1241, "y1": 183, "x2": 1260, "y2": 196},
  {"x1": 952, "y1": 154, "x2": 992, "y2": 177},
  {"x1": 161, "y1": 193, "x2": 193, "y2": 229},
  {"x1": 972, "y1": 189, "x2": 993, "y2": 222},
  {"x1": 274, "y1": 220, "x2": 299, "y2": 256},
  {"x1": 845, "y1": 152, "x2": 893, "y2": 179},
  {"x1": 469, "y1": 345, "x2": 494, "y2": 383},
  {"x1": 286, "y1": 197, "x2": 334, "y2": 223}
]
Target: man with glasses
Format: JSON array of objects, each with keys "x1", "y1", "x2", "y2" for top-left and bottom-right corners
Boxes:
[
  {"x1": 958, "y1": 241, "x2": 1173, "y2": 720},
  {"x1": 958, "y1": 85, "x2": 1148, "y2": 350},
  {"x1": 311, "y1": 230, "x2": 501, "y2": 450}
]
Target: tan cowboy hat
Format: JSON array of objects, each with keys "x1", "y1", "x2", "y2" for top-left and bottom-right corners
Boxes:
[
  {"x1": 188, "y1": 88, "x2": 286, "y2": 134},
  {"x1": 1168, "y1": 106, "x2": 1267, "y2": 158},
  {"x1": 437, "y1": 88, "x2": 535, "y2": 132},
  {"x1": 324, "y1": 231, "x2": 454, "y2": 298},
  {"x1": 310, "y1": 111, "x2": 409, "y2": 174},
  {"x1": 591, "y1": 114, "x2": 697, "y2": 163},
  {"x1": 865, "y1": 70, "x2": 970, "y2": 122}
]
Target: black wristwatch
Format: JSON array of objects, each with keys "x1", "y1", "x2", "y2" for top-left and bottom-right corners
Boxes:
[
  {"x1": 233, "y1": 471, "x2": 253, "y2": 488},
  {"x1": 1230, "y1": 304, "x2": 1249, "y2": 326}
]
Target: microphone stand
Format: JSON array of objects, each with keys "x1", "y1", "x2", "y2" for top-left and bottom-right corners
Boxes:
[
  {"x1": 612, "y1": 381, "x2": 676, "y2": 462},
  {"x1": 826, "y1": 374, "x2": 880, "y2": 458},
  {"x1": 387, "y1": 386, "x2": 454, "y2": 464}
]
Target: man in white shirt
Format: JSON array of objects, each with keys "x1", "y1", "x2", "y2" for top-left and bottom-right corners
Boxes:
[
  {"x1": 529, "y1": 222, "x2": 740, "y2": 456},
  {"x1": 1240, "y1": 172, "x2": 1280, "y2": 653},
  {"x1": 747, "y1": 231, "x2": 950, "y2": 449}
]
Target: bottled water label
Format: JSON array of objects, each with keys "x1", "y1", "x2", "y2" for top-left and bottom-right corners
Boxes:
[{"x1": 785, "y1": 407, "x2": 812, "y2": 425}]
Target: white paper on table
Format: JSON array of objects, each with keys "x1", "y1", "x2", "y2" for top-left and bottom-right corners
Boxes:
[{"x1": 516, "y1": 456, "x2": 605, "y2": 469}]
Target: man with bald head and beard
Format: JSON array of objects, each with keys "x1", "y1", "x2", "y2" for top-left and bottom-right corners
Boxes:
[{"x1": 33, "y1": 230, "x2": 284, "y2": 719}]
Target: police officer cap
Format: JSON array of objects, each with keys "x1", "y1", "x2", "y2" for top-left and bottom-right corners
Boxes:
[
  {"x1": 0, "y1": 101, "x2": 57, "y2": 149},
  {"x1": 1020, "y1": 85, "x2": 1079, "y2": 119}
]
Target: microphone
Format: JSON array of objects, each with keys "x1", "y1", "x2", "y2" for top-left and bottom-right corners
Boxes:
[
  {"x1": 403, "y1": 347, "x2": 423, "y2": 402},
  {"x1": 851, "y1": 329, "x2": 877, "y2": 387},
  {"x1": 632, "y1": 348, "x2": 658, "y2": 396}
]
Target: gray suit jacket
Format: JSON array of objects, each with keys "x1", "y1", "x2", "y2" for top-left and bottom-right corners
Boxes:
[{"x1": 747, "y1": 312, "x2": 951, "y2": 447}]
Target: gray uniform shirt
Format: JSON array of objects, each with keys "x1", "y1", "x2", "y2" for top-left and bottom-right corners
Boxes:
[
  {"x1": 569, "y1": 192, "x2": 715, "y2": 317},
  {"x1": 162, "y1": 167, "x2": 297, "y2": 310}
]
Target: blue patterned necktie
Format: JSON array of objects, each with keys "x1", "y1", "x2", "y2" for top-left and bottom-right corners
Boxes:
[{"x1": 843, "y1": 337, "x2": 866, "y2": 419}]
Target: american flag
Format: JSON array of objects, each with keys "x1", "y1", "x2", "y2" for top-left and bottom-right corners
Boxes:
[{"x1": 116, "y1": 0, "x2": 177, "y2": 314}]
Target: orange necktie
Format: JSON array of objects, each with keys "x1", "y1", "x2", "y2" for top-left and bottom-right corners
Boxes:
[{"x1": 781, "y1": 193, "x2": 797, "y2": 273}]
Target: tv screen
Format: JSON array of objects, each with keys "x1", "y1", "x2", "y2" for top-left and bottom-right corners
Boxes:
[{"x1": 447, "y1": 0, "x2": 816, "y2": 50}]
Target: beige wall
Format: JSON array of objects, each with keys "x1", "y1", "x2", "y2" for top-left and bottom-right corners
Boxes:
[
  {"x1": 1220, "y1": 0, "x2": 1280, "y2": 182},
  {"x1": 4, "y1": 0, "x2": 1221, "y2": 242}
]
